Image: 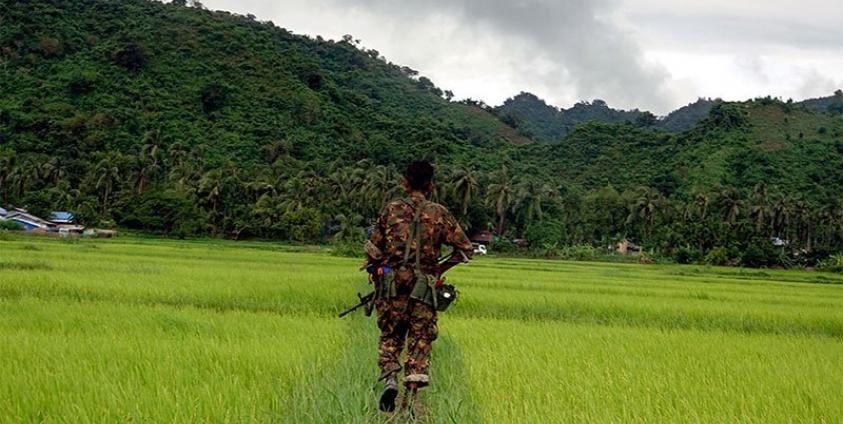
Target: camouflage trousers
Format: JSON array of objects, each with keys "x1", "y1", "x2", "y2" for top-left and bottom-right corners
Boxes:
[{"x1": 375, "y1": 294, "x2": 438, "y2": 387}]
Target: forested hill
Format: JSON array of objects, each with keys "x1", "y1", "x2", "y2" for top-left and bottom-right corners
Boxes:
[
  {"x1": 1, "y1": 0, "x2": 842, "y2": 268},
  {"x1": 0, "y1": 0, "x2": 528, "y2": 166},
  {"x1": 498, "y1": 92, "x2": 843, "y2": 142},
  {"x1": 495, "y1": 93, "x2": 648, "y2": 142}
]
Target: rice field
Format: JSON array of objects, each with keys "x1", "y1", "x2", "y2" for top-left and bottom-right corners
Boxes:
[{"x1": 1, "y1": 235, "x2": 842, "y2": 423}]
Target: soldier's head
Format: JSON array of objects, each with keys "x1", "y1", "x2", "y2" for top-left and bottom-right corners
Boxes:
[{"x1": 403, "y1": 160, "x2": 434, "y2": 194}]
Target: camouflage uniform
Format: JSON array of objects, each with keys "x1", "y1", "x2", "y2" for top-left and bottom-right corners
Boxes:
[{"x1": 368, "y1": 191, "x2": 473, "y2": 387}]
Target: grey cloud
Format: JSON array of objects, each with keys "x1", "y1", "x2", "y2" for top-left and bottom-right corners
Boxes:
[
  {"x1": 796, "y1": 69, "x2": 838, "y2": 99},
  {"x1": 631, "y1": 13, "x2": 843, "y2": 51},
  {"x1": 341, "y1": 0, "x2": 673, "y2": 110}
]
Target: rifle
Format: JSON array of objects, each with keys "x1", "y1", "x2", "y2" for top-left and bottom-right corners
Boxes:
[
  {"x1": 338, "y1": 291, "x2": 376, "y2": 318},
  {"x1": 435, "y1": 250, "x2": 469, "y2": 277},
  {"x1": 339, "y1": 249, "x2": 469, "y2": 318}
]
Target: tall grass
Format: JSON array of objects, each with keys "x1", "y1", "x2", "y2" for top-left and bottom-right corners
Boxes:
[{"x1": 1, "y1": 236, "x2": 841, "y2": 422}]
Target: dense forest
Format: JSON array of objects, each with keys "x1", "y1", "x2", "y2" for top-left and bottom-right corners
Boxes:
[
  {"x1": 496, "y1": 91, "x2": 843, "y2": 142},
  {"x1": 1, "y1": 0, "x2": 842, "y2": 268}
]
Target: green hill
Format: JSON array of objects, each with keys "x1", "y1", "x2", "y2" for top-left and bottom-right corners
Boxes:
[
  {"x1": 1, "y1": 0, "x2": 841, "y2": 267},
  {"x1": 0, "y1": 0, "x2": 528, "y2": 165},
  {"x1": 495, "y1": 92, "x2": 648, "y2": 142}
]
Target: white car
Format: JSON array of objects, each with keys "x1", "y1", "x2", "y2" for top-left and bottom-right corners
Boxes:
[{"x1": 473, "y1": 244, "x2": 487, "y2": 255}]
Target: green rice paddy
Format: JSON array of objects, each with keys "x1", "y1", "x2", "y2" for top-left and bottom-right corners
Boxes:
[{"x1": 1, "y1": 236, "x2": 842, "y2": 423}]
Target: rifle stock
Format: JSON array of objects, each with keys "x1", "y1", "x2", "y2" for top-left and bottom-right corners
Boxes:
[{"x1": 338, "y1": 290, "x2": 375, "y2": 318}]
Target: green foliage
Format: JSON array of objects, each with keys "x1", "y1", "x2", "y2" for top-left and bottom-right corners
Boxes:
[
  {"x1": 0, "y1": 0, "x2": 840, "y2": 268},
  {"x1": 117, "y1": 189, "x2": 203, "y2": 238},
  {"x1": 524, "y1": 218, "x2": 567, "y2": 246},
  {"x1": 0, "y1": 220, "x2": 24, "y2": 231},
  {"x1": 704, "y1": 247, "x2": 740, "y2": 266},
  {"x1": 817, "y1": 254, "x2": 843, "y2": 273},
  {"x1": 278, "y1": 207, "x2": 322, "y2": 242}
]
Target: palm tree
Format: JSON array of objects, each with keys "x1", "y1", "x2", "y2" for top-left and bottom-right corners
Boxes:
[
  {"x1": 197, "y1": 169, "x2": 224, "y2": 213},
  {"x1": 40, "y1": 156, "x2": 65, "y2": 185},
  {"x1": 792, "y1": 196, "x2": 813, "y2": 248},
  {"x1": 486, "y1": 167, "x2": 515, "y2": 235},
  {"x1": 626, "y1": 186, "x2": 663, "y2": 239},
  {"x1": 771, "y1": 192, "x2": 792, "y2": 238},
  {"x1": 168, "y1": 142, "x2": 187, "y2": 171},
  {"x1": 95, "y1": 156, "x2": 121, "y2": 214},
  {"x1": 364, "y1": 165, "x2": 402, "y2": 213},
  {"x1": 451, "y1": 166, "x2": 478, "y2": 216},
  {"x1": 513, "y1": 178, "x2": 554, "y2": 224},
  {"x1": 717, "y1": 188, "x2": 742, "y2": 227},
  {"x1": 333, "y1": 213, "x2": 364, "y2": 241},
  {"x1": 749, "y1": 183, "x2": 770, "y2": 234},
  {"x1": 0, "y1": 149, "x2": 14, "y2": 205}
]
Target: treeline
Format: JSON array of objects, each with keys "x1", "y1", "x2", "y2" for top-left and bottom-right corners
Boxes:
[
  {"x1": 1, "y1": 0, "x2": 842, "y2": 269},
  {"x1": 2, "y1": 142, "x2": 841, "y2": 267}
]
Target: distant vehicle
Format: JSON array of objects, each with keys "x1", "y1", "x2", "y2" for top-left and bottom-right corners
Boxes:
[
  {"x1": 771, "y1": 237, "x2": 789, "y2": 247},
  {"x1": 473, "y1": 243, "x2": 487, "y2": 255}
]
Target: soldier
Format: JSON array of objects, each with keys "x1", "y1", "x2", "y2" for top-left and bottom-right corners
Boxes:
[{"x1": 364, "y1": 160, "x2": 473, "y2": 413}]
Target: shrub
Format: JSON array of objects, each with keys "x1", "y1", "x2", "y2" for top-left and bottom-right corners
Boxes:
[
  {"x1": 817, "y1": 254, "x2": 843, "y2": 273},
  {"x1": 330, "y1": 240, "x2": 361, "y2": 258},
  {"x1": 524, "y1": 218, "x2": 567, "y2": 247},
  {"x1": 112, "y1": 42, "x2": 145, "y2": 71},
  {"x1": 117, "y1": 189, "x2": 203, "y2": 237},
  {"x1": 278, "y1": 208, "x2": 322, "y2": 243},
  {"x1": 0, "y1": 220, "x2": 24, "y2": 231},
  {"x1": 674, "y1": 246, "x2": 701, "y2": 264},
  {"x1": 704, "y1": 247, "x2": 739, "y2": 266},
  {"x1": 741, "y1": 239, "x2": 776, "y2": 268},
  {"x1": 558, "y1": 244, "x2": 598, "y2": 261},
  {"x1": 39, "y1": 37, "x2": 62, "y2": 57},
  {"x1": 490, "y1": 238, "x2": 517, "y2": 254}
]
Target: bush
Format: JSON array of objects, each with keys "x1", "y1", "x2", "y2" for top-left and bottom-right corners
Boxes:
[
  {"x1": 117, "y1": 189, "x2": 203, "y2": 237},
  {"x1": 704, "y1": 246, "x2": 740, "y2": 266},
  {"x1": 741, "y1": 239, "x2": 776, "y2": 268},
  {"x1": 331, "y1": 240, "x2": 362, "y2": 258},
  {"x1": 524, "y1": 218, "x2": 567, "y2": 247},
  {"x1": 0, "y1": 220, "x2": 24, "y2": 231},
  {"x1": 278, "y1": 208, "x2": 322, "y2": 243},
  {"x1": 674, "y1": 246, "x2": 701, "y2": 264},
  {"x1": 490, "y1": 238, "x2": 517, "y2": 254},
  {"x1": 558, "y1": 244, "x2": 598, "y2": 261},
  {"x1": 817, "y1": 254, "x2": 843, "y2": 273}
]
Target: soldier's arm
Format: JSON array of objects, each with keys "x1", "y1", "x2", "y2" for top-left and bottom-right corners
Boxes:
[
  {"x1": 363, "y1": 206, "x2": 388, "y2": 266},
  {"x1": 443, "y1": 210, "x2": 473, "y2": 261}
]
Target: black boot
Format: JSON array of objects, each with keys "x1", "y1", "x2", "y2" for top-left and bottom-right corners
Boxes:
[{"x1": 378, "y1": 374, "x2": 399, "y2": 412}]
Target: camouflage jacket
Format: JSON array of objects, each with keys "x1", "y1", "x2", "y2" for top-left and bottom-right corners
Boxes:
[{"x1": 368, "y1": 191, "x2": 473, "y2": 284}]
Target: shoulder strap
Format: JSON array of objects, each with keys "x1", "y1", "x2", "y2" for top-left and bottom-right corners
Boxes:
[{"x1": 401, "y1": 198, "x2": 428, "y2": 268}]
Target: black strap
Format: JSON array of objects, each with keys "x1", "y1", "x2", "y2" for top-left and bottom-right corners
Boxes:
[{"x1": 401, "y1": 198, "x2": 428, "y2": 269}]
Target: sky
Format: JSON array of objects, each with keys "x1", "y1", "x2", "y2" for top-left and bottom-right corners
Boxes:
[{"x1": 197, "y1": 0, "x2": 843, "y2": 115}]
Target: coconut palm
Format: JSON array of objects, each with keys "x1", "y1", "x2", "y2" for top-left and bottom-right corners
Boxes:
[
  {"x1": 513, "y1": 178, "x2": 554, "y2": 223},
  {"x1": 95, "y1": 156, "x2": 121, "y2": 214},
  {"x1": 626, "y1": 186, "x2": 663, "y2": 238},
  {"x1": 451, "y1": 166, "x2": 478, "y2": 216},
  {"x1": 717, "y1": 187, "x2": 742, "y2": 227},
  {"x1": 333, "y1": 212, "x2": 364, "y2": 241},
  {"x1": 486, "y1": 166, "x2": 515, "y2": 235},
  {"x1": 749, "y1": 183, "x2": 770, "y2": 234}
]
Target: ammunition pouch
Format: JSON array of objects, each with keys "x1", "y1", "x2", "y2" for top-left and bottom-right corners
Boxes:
[
  {"x1": 409, "y1": 271, "x2": 457, "y2": 312},
  {"x1": 409, "y1": 271, "x2": 438, "y2": 309},
  {"x1": 375, "y1": 270, "x2": 398, "y2": 300},
  {"x1": 435, "y1": 284, "x2": 458, "y2": 312}
]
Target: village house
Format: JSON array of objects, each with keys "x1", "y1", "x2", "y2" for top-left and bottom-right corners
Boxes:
[{"x1": 2, "y1": 209, "x2": 56, "y2": 232}]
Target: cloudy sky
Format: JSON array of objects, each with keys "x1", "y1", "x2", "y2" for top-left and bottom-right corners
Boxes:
[{"x1": 199, "y1": 0, "x2": 843, "y2": 115}]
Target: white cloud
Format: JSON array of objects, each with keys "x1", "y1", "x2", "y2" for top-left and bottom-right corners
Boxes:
[{"x1": 199, "y1": 0, "x2": 842, "y2": 114}]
